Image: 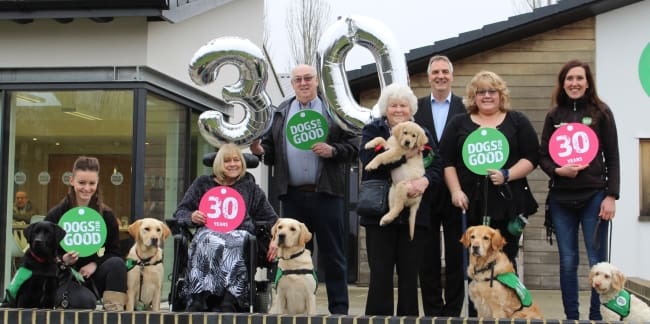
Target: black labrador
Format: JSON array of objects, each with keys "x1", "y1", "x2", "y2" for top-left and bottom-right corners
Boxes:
[{"x1": 4, "y1": 221, "x2": 66, "y2": 308}]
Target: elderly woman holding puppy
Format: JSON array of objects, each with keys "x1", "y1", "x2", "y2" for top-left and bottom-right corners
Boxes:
[
  {"x1": 173, "y1": 143, "x2": 278, "y2": 312},
  {"x1": 359, "y1": 83, "x2": 442, "y2": 316}
]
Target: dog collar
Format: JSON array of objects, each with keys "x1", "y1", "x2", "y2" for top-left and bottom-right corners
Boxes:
[
  {"x1": 29, "y1": 250, "x2": 47, "y2": 264},
  {"x1": 603, "y1": 289, "x2": 631, "y2": 319},
  {"x1": 277, "y1": 249, "x2": 306, "y2": 260}
]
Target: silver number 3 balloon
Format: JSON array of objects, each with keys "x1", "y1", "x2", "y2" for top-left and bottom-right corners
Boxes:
[
  {"x1": 189, "y1": 36, "x2": 273, "y2": 147},
  {"x1": 318, "y1": 15, "x2": 409, "y2": 135}
]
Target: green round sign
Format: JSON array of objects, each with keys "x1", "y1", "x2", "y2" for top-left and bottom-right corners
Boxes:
[
  {"x1": 286, "y1": 110, "x2": 329, "y2": 150},
  {"x1": 639, "y1": 42, "x2": 650, "y2": 97},
  {"x1": 58, "y1": 207, "x2": 107, "y2": 257},
  {"x1": 462, "y1": 127, "x2": 510, "y2": 175}
]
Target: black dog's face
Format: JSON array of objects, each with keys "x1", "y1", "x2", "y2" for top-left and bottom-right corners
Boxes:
[{"x1": 23, "y1": 221, "x2": 66, "y2": 261}]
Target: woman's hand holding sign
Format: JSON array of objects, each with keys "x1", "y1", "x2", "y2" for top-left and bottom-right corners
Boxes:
[
  {"x1": 554, "y1": 163, "x2": 588, "y2": 178},
  {"x1": 191, "y1": 210, "x2": 206, "y2": 226}
]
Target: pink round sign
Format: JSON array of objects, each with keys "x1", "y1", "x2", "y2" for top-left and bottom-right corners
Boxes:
[
  {"x1": 549, "y1": 122, "x2": 599, "y2": 166},
  {"x1": 199, "y1": 186, "x2": 246, "y2": 233}
]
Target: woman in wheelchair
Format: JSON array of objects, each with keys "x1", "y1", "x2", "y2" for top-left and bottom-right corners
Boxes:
[{"x1": 173, "y1": 144, "x2": 278, "y2": 312}]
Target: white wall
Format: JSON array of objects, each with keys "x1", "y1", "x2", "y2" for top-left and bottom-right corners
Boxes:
[
  {"x1": 0, "y1": 18, "x2": 148, "y2": 66},
  {"x1": 596, "y1": 0, "x2": 650, "y2": 279}
]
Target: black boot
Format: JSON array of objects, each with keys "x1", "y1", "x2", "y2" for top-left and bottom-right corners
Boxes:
[
  {"x1": 214, "y1": 292, "x2": 239, "y2": 313},
  {"x1": 186, "y1": 292, "x2": 209, "y2": 312}
]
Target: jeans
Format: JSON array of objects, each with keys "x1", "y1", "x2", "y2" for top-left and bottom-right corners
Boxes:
[{"x1": 549, "y1": 190, "x2": 609, "y2": 320}]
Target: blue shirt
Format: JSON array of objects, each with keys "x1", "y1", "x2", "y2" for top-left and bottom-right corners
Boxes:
[{"x1": 431, "y1": 93, "x2": 451, "y2": 140}]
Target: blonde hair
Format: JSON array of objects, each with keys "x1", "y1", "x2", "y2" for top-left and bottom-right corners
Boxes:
[
  {"x1": 213, "y1": 144, "x2": 246, "y2": 184},
  {"x1": 463, "y1": 70, "x2": 511, "y2": 114}
]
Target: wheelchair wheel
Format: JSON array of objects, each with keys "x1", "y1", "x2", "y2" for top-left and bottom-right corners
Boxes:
[{"x1": 254, "y1": 281, "x2": 273, "y2": 313}]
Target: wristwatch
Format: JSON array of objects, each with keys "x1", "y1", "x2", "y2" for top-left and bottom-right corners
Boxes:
[{"x1": 500, "y1": 168, "x2": 510, "y2": 182}]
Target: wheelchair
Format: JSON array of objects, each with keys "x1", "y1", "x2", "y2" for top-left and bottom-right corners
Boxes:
[
  {"x1": 166, "y1": 218, "x2": 275, "y2": 312},
  {"x1": 166, "y1": 152, "x2": 276, "y2": 313}
]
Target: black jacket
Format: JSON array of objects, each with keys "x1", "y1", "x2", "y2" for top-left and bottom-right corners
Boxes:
[
  {"x1": 539, "y1": 100, "x2": 620, "y2": 198},
  {"x1": 259, "y1": 96, "x2": 359, "y2": 197},
  {"x1": 359, "y1": 118, "x2": 443, "y2": 228}
]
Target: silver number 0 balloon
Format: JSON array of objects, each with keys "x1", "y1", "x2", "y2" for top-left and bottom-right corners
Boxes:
[
  {"x1": 189, "y1": 36, "x2": 273, "y2": 147},
  {"x1": 317, "y1": 15, "x2": 409, "y2": 135}
]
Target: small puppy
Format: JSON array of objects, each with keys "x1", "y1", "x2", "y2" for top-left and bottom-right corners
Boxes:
[
  {"x1": 364, "y1": 121, "x2": 427, "y2": 239},
  {"x1": 126, "y1": 218, "x2": 171, "y2": 311},
  {"x1": 460, "y1": 225, "x2": 543, "y2": 319},
  {"x1": 4, "y1": 221, "x2": 66, "y2": 308},
  {"x1": 269, "y1": 218, "x2": 317, "y2": 315},
  {"x1": 590, "y1": 262, "x2": 650, "y2": 322}
]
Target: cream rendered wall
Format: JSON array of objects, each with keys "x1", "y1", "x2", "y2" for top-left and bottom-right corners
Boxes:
[
  {"x1": 596, "y1": 0, "x2": 650, "y2": 280},
  {"x1": 0, "y1": 17, "x2": 147, "y2": 66}
]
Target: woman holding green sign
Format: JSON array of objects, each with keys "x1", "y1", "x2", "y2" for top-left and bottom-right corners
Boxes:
[
  {"x1": 46, "y1": 156, "x2": 127, "y2": 310},
  {"x1": 440, "y1": 70, "x2": 539, "y2": 266}
]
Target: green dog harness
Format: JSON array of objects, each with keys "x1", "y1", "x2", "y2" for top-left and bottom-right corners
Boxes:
[
  {"x1": 274, "y1": 268, "x2": 318, "y2": 294},
  {"x1": 496, "y1": 272, "x2": 533, "y2": 308},
  {"x1": 603, "y1": 289, "x2": 631, "y2": 320}
]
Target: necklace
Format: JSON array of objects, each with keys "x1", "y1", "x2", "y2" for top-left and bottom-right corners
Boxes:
[{"x1": 472, "y1": 111, "x2": 505, "y2": 128}]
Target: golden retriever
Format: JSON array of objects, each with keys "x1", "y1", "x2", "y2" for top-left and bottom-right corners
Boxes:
[
  {"x1": 590, "y1": 262, "x2": 650, "y2": 322},
  {"x1": 364, "y1": 121, "x2": 427, "y2": 239},
  {"x1": 460, "y1": 225, "x2": 543, "y2": 319},
  {"x1": 125, "y1": 218, "x2": 171, "y2": 311},
  {"x1": 269, "y1": 218, "x2": 317, "y2": 315}
]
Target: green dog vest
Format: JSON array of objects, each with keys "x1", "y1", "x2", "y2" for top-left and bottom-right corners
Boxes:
[
  {"x1": 604, "y1": 289, "x2": 631, "y2": 318},
  {"x1": 496, "y1": 272, "x2": 533, "y2": 307}
]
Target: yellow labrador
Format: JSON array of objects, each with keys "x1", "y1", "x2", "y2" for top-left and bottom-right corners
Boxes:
[
  {"x1": 269, "y1": 218, "x2": 317, "y2": 315},
  {"x1": 125, "y1": 218, "x2": 171, "y2": 311},
  {"x1": 364, "y1": 121, "x2": 428, "y2": 239},
  {"x1": 460, "y1": 225, "x2": 543, "y2": 319}
]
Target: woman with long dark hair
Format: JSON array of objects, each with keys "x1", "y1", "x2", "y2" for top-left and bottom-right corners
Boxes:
[{"x1": 539, "y1": 60, "x2": 620, "y2": 320}]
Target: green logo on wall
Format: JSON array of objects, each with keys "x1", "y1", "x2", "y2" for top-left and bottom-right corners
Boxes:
[{"x1": 640, "y1": 42, "x2": 650, "y2": 97}]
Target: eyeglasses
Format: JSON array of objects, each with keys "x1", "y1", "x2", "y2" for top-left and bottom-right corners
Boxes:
[
  {"x1": 475, "y1": 89, "x2": 498, "y2": 96},
  {"x1": 292, "y1": 75, "x2": 315, "y2": 83}
]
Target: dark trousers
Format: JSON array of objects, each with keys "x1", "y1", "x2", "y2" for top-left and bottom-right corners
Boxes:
[
  {"x1": 365, "y1": 225, "x2": 425, "y2": 316},
  {"x1": 418, "y1": 194, "x2": 464, "y2": 316},
  {"x1": 281, "y1": 187, "x2": 349, "y2": 315},
  {"x1": 91, "y1": 256, "x2": 127, "y2": 295}
]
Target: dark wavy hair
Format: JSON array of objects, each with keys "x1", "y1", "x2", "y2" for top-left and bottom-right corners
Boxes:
[
  {"x1": 551, "y1": 59, "x2": 609, "y2": 124},
  {"x1": 63, "y1": 156, "x2": 108, "y2": 213}
]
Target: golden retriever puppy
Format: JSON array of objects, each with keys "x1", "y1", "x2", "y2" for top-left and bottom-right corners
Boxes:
[
  {"x1": 460, "y1": 225, "x2": 543, "y2": 319},
  {"x1": 269, "y1": 218, "x2": 317, "y2": 315},
  {"x1": 364, "y1": 121, "x2": 427, "y2": 239},
  {"x1": 125, "y1": 218, "x2": 171, "y2": 311},
  {"x1": 590, "y1": 262, "x2": 650, "y2": 322}
]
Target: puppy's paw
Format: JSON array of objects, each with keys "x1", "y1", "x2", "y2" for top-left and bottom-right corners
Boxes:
[
  {"x1": 365, "y1": 161, "x2": 379, "y2": 171},
  {"x1": 379, "y1": 215, "x2": 395, "y2": 226}
]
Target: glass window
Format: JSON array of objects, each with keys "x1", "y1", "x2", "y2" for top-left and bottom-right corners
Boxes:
[
  {"x1": 8, "y1": 90, "x2": 134, "y2": 274},
  {"x1": 640, "y1": 139, "x2": 650, "y2": 220}
]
